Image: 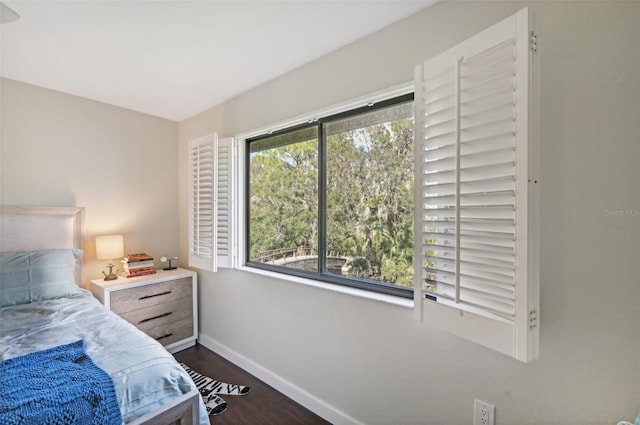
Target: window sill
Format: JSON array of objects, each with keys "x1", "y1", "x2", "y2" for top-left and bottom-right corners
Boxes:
[{"x1": 237, "y1": 265, "x2": 414, "y2": 310}]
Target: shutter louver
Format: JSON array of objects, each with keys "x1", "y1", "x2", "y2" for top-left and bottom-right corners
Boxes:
[
  {"x1": 424, "y1": 37, "x2": 517, "y2": 320},
  {"x1": 216, "y1": 137, "x2": 235, "y2": 268},
  {"x1": 414, "y1": 8, "x2": 539, "y2": 362},
  {"x1": 189, "y1": 134, "x2": 217, "y2": 271}
]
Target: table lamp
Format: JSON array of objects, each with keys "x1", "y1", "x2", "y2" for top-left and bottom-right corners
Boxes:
[{"x1": 96, "y1": 235, "x2": 124, "y2": 281}]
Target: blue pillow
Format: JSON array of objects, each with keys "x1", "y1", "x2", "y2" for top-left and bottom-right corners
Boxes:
[{"x1": 0, "y1": 249, "x2": 83, "y2": 307}]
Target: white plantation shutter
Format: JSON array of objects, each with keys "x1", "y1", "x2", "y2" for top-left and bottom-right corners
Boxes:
[
  {"x1": 189, "y1": 134, "x2": 236, "y2": 272},
  {"x1": 413, "y1": 8, "x2": 539, "y2": 362},
  {"x1": 189, "y1": 134, "x2": 217, "y2": 271},
  {"x1": 215, "y1": 137, "x2": 235, "y2": 268}
]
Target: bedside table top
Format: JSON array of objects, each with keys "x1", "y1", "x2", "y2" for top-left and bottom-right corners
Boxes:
[{"x1": 90, "y1": 267, "x2": 196, "y2": 291}]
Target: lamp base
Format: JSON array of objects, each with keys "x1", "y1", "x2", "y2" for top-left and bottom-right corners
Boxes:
[{"x1": 102, "y1": 263, "x2": 119, "y2": 281}]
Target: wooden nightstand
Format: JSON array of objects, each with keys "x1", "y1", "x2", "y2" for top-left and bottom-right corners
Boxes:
[{"x1": 90, "y1": 268, "x2": 197, "y2": 354}]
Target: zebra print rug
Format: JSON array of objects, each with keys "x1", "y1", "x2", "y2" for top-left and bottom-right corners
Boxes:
[{"x1": 180, "y1": 362, "x2": 251, "y2": 416}]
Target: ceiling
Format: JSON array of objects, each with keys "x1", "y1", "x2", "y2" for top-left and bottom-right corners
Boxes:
[{"x1": 0, "y1": 1, "x2": 435, "y2": 122}]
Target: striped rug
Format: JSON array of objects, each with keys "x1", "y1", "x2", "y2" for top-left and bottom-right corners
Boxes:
[{"x1": 180, "y1": 362, "x2": 251, "y2": 416}]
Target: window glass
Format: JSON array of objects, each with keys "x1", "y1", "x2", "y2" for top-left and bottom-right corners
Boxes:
[
  {"x1": 248, "y1": 127, "x2": 319, "y2": 273},
  {"x1": 324, "y1": 102, "x2": 414, "y2": 288},
  {"x1": 247, "y1": 95, "x2": 414, "y2": 297}
]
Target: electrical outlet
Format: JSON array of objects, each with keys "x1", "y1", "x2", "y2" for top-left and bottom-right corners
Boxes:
[{"x1": 474, "y1": 399, "x2": 495, "y2": 425}]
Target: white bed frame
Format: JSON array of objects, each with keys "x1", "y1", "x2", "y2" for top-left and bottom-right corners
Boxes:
[{"x1": 0, "y1": 206, "x2": 201, "y2": 425}]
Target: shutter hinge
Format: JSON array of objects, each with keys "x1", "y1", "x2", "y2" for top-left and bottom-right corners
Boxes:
[
  {"x1": 529, "y1": 308, "x2": 538, "y2": 331},
  {"x1": 529, "y1": 31, "x2": 538, "y2": 54}
]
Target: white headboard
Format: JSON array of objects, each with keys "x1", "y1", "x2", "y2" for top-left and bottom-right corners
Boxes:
[{"x1": 0, "y1": 206, "x2": 85, "y2": 284}]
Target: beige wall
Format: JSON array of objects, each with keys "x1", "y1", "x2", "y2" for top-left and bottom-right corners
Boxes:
[
  {"x1": 1, "y1": 78, "x2": 179, "y2": 280},
  {"x1": 1, "y1": 1, "x2": 637, "y2": 423},
  {"x1": 180, "y1": 1, "x2": 640, "y2": 425}
]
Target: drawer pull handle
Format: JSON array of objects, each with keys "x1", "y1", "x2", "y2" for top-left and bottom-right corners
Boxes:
[
  {"x1": 139, "y1": 290, "x2": 172, "y2": 300},
  {"x1": 139, "y1": 312, "x2": 172, "y2": 324},
  {"x1": 156, "y1": 333, "x2": 173, "y2": 341}
]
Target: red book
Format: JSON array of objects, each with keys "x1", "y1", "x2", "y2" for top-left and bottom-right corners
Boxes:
[
  {"x1": 126, "y1": 269, "x2": 157, "y2": 278},
  {"x1": 125, "y1": 253, "x2": 153, "y2": 262},
  {"x1": 126, "y1": 266, "x2": 155, "y2": 274}
]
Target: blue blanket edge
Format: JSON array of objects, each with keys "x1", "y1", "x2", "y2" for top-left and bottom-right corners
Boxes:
[{"x1": 0, "y1": 340, "x2": 122, "y2": 425}]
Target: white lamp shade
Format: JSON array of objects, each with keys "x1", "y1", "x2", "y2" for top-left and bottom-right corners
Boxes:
[{"x1": 96, "y1": 235, "x2": 124, "y2": 260}]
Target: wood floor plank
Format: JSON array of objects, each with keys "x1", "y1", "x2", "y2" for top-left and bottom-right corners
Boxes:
[{"x1": 174, "y1": 344, "x2": 332, "y2": 425}]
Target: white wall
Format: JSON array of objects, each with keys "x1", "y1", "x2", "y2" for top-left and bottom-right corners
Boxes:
[
  {"x1": 179, "y1": 1, "x2": 640, "y2": 424},
  {"x1": 1, "y1": 78, "x2": 180, "y2": 280}
]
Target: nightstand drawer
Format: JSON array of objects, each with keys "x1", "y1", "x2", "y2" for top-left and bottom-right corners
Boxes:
[
  {"x1": 146, "y1": 316, "x2": 193, "y2": 347},
  {"x1": 119, "y1": 297, "x2": 192, "y2": 332},
  {"x1": 110, "y1": 277, "x2": 192, "y2": 314}
]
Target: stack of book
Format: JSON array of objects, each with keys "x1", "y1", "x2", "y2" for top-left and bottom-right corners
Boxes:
[{"x1": 122, "y1": 253, "x2": 156, "y2": 278}]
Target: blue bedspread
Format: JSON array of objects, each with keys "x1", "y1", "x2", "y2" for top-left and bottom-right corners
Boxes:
[
  {"x1": 0, "y1": 290, "x2": 208, "y2": 424},
  {"x1": 0, "y1": 340, "x2": 122, "y2": 425}
]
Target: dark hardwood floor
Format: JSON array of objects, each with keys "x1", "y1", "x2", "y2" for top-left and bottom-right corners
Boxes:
[{"x1": 174, "y1": 344, "x2": 332, "y2": 425}]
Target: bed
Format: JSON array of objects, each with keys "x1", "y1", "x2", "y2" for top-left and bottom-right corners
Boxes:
[{"x1": 0, "y1": 206, "x2": 208, "y2": 425}]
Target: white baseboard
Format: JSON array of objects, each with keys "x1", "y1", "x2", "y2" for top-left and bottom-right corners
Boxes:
[{"x1": 197, "y1": 333, "x2": 363, "y2": 425}]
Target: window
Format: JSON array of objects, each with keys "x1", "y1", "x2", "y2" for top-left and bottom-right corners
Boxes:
[
  {"x1": 190, "y1": 8, "x2": 538, "y2": 362},
  {"x1": 246, "y1": 95, "x2": 415, "y2": 298}
]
